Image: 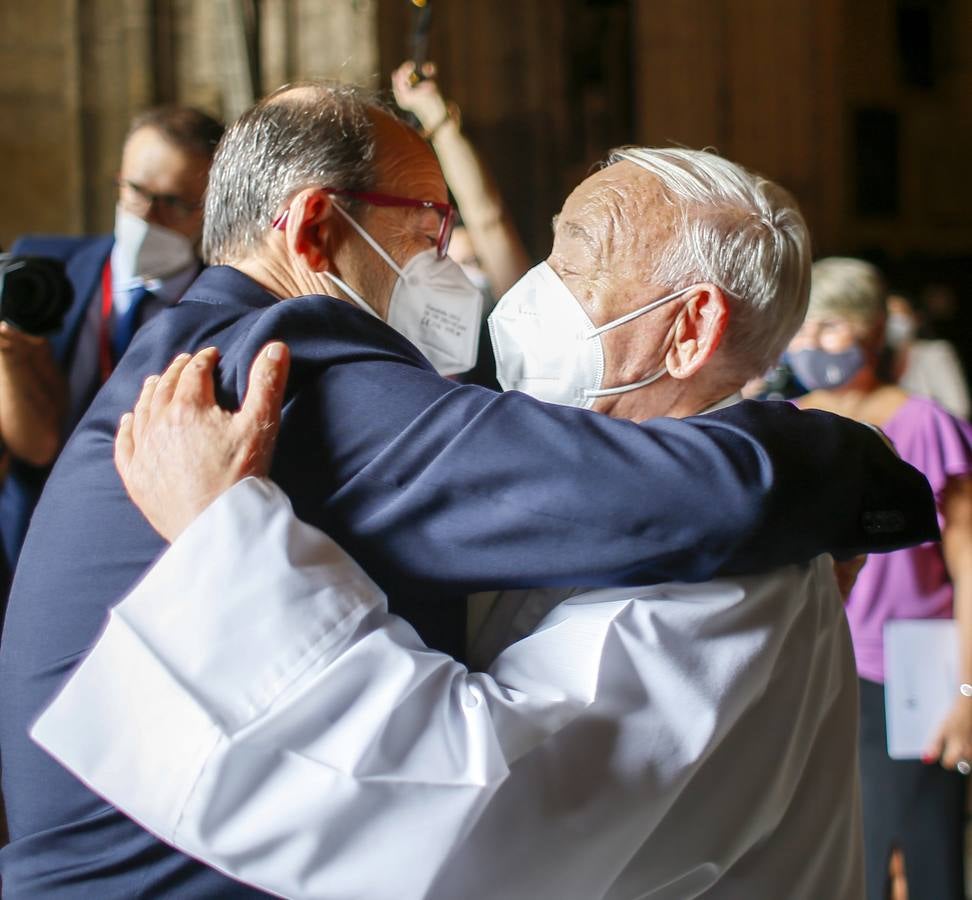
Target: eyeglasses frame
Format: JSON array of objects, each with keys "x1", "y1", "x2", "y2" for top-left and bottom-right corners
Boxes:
[
  {"x1": 272, "y1": 186, "x2": 456, "y2": 259},
  {"x1": 116, "y1": 177, "x2": 204, "y2": 221}
]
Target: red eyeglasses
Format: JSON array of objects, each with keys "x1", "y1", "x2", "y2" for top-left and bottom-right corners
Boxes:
[{"x1": 272, "y1": 187, "x2": 456, "y2": 259}]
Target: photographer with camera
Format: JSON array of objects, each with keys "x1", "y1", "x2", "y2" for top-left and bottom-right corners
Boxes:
[
  {"x1": 0, "y1": 283, "x2": 68, "y2": 467},
  {"x1": 0, "y1": 106, "x2": 223, "y2": 603}
]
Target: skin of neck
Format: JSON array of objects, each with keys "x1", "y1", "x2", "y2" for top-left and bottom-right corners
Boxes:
[
  {"x1": 587, "y1": 281, "x2": 739, "y2": 423},
  {"x1": 233, "y1": 244, "x2": 327, "y2": 302},
  {"x1": 594, "y1": 365, "x2": 742, "y2": 422},
  {"x1": 230, "y1": 249, "x2": 316, "y2": 300},
  {"x1": 594, "y1": 376, "x2": 742, "y2": 422}
]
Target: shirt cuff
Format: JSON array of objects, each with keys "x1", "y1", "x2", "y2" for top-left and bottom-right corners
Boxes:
[
  {"x1": 113, "y1": 477, "x2": 387, "y2": 732},
  {"x1": 32, "y1": 477, "x2": 387, "y2": 834}
]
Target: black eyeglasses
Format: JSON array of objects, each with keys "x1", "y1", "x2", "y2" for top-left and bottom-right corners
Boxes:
[{"x1": 116, "y1": 178, "x2": 203, "y2": 222}]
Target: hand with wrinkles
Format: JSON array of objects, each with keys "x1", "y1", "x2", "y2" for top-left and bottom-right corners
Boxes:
[{"x1": 114, "y1": 342, "x2": 290, "y2": 542}]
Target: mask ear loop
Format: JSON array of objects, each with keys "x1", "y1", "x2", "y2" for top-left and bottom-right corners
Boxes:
[
  {"x1": 325, "y1": 271, "x2": 380, "y2": 319},
  {"x1": 584, "y1": 368, "x2": 668, "y2": 399},
  {"x1": 583, "y1": 284, "x2": 697, "y2": 400},
  {"x1": 330, "y1": 202, "x2": 407, "y2": 279},
  {"x1": 587, "y1": 284, "x2": 695, "y2": 337},
  {"x1": 272, "y1": 198, "x2": 407, "y2": 318}
]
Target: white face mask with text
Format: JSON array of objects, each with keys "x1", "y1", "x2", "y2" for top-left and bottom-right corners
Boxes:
[{"x1": 326, "y1": 204, "x2": 483, "y2": 376}]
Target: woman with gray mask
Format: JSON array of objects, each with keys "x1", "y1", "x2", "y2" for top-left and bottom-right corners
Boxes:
[{"x1": 787, "y1": 256, "x2": 972, "y2": 900}]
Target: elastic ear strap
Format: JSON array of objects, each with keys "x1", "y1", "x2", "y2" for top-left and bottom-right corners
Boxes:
[
  {"x1": 325, "y1": 271, "x2": 380, "y2": 320},
  {"x1": 331, "y1": 203, "x2": 406, "y2": 278},
  {"x1": 588, "y1": 284, "x2": 695, "y2": 338},
  {"x1": 584, "y1": 367, "x2": 666, "y2": 399}
]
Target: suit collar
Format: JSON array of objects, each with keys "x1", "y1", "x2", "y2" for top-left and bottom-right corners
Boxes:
[{"x1": 182, "y1": 265, "x2": 279, "y2": 311}]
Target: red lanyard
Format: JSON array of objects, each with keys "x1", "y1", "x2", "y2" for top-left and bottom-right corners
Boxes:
[{"x1": 99, "y1": 260, "x2": 114, "y2": 384}]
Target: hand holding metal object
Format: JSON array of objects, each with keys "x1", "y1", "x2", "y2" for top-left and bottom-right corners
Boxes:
[{"x1": 408, "y1": 0, "x2": 433, "y2": 84}]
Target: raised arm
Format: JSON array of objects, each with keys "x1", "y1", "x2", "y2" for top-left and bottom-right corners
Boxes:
[{"x1": 392, "y1": 61, "x2": 530, "y2": 297}]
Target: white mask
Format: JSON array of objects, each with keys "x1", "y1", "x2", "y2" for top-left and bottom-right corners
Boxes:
[
  {"x1": 885, "y1": 313, "x2": 917, "y2": 349},
  {"x1": 326, "y1": 204, "x2": 483, "y2": 376},
  {"x1": 459, "y1": 263, "x2": 490, "y2": 292},
  {"x1": 112, "y1": 205, "x2": 196, "y2": 283},
  {"x1": 488, "y1": 262, "x2": 694, "y2": 408}
]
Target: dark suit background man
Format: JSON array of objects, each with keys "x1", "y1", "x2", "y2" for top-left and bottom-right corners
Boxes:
[
  {"x1": 0, "y1": 106, "x2": 223, "y2": 589},
  {"x1": 0, "y1": 83, "x2": 935, "y2": 896}
]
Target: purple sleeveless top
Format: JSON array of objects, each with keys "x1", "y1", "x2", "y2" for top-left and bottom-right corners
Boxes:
[{"x1": 847, "y1": 395, "x2": 972, "y2": 682}]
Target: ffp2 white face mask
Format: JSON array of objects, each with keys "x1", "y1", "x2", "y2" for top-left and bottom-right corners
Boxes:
[
  {"x1": 326, "y1": 204, "x2": 483, "y2": 376},
  {"x1": 112, "y1": 205, "x2": 196, "y2": 284},
  {"x1": 488, "y1": 262, "x2": 695, "y2": 408}
]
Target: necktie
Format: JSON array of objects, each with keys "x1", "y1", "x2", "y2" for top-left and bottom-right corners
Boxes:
[{"x1": 112, "y1": 286, "x2": 151, "y2": 362}]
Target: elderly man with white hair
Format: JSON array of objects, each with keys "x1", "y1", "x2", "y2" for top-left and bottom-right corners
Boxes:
[{"x1": 31, "y1": 146, "x2": 905, "y2": 900}]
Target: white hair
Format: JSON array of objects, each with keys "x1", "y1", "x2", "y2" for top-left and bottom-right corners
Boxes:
[{"x1": 609, "y1": 147, "x2": 812, "y2": 377}]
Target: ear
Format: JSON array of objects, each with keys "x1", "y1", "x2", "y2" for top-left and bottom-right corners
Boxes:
[
  {"x1": 665, "y1": 283, "x2": 729, "y2": 379},
  {"x1": 283, "y1": 188, "x2": 338, "y2": 272}
]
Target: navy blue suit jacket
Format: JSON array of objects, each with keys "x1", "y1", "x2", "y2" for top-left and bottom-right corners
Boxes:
[
  {"x1": 0, "y1": 265, "x2": 937, "y2": 897},
  {"x1": 0, "y1": 235, "x2": 113, "y2": 586}
]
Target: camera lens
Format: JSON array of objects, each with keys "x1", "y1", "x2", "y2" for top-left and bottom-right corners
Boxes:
[{"x1": 0, "y1": 256, "x2": 73, "y2": 335}]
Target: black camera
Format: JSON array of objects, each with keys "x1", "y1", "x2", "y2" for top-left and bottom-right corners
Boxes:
[{"x1": 0, "y1": 254, "x2": 73, "y2": 336}]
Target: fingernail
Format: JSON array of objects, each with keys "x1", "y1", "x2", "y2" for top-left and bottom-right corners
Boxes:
[
  {"x1": 922, "y1": 753, "x2": 935, "y2": 764},
  {"x1": 266, "y1": 343, "x2": 284, "y2": 361}
]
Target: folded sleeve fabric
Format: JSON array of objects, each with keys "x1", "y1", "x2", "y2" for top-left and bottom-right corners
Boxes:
[{"x1": 32, "y1": 478, "x2": 599, "y2": 900}]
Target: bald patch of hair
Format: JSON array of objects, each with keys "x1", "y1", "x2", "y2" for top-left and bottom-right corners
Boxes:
[{"x1": 202, "y1": 82, "x2": 389, "y2": 264}]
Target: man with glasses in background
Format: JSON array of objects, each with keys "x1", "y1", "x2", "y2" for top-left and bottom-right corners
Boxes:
[{"x1": 0, "y1": 106, "x2": 224, "y2": 595}]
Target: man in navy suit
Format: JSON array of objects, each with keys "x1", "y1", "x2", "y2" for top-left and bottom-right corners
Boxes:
[
  {"x1": 0, "y1": 106, "x2": 223, "y2": 590},
  {"x1": 0, "y1": 83, "x2": 936, "y2": 897}
]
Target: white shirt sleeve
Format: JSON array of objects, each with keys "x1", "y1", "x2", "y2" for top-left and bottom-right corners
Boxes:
[{"x1": 31, "y1": 478, "x2": 595, "y2": 900}]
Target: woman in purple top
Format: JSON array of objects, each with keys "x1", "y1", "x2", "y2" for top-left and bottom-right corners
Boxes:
[{"x1": 787, "y1": 257, "x2": 972, "y2": 900}]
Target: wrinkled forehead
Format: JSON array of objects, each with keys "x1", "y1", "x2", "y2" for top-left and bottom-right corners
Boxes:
[
  {"x1": 371, "y1": 109, "x2": 447, "y2": 203},
  {"x1": 553, "y1": 162, "x2": 676, "y2": 269}
]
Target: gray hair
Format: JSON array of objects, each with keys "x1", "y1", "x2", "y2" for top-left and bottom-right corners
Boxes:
[
  {"x1": 808, "y1": 257, "x2": 885, "y2": 326},
  {"x1": 203, "y1": 82, "x2": 385, "y2": 264},
  {"x1": 608, "y1": 147, "x2": 811, "y2": 377}
]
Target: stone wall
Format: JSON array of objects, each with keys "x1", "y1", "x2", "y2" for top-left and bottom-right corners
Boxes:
[
  {"x1": 0, "y1": 0, "x2": 379, "y2": 248},
  {"x1": 1, "y1": 1, "x2": 968, "y2": 268}
]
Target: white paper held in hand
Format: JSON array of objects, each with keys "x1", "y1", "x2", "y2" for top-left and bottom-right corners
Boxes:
[{"x1": 884, "y1": 619, "x2": 957, "y2": 759}]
